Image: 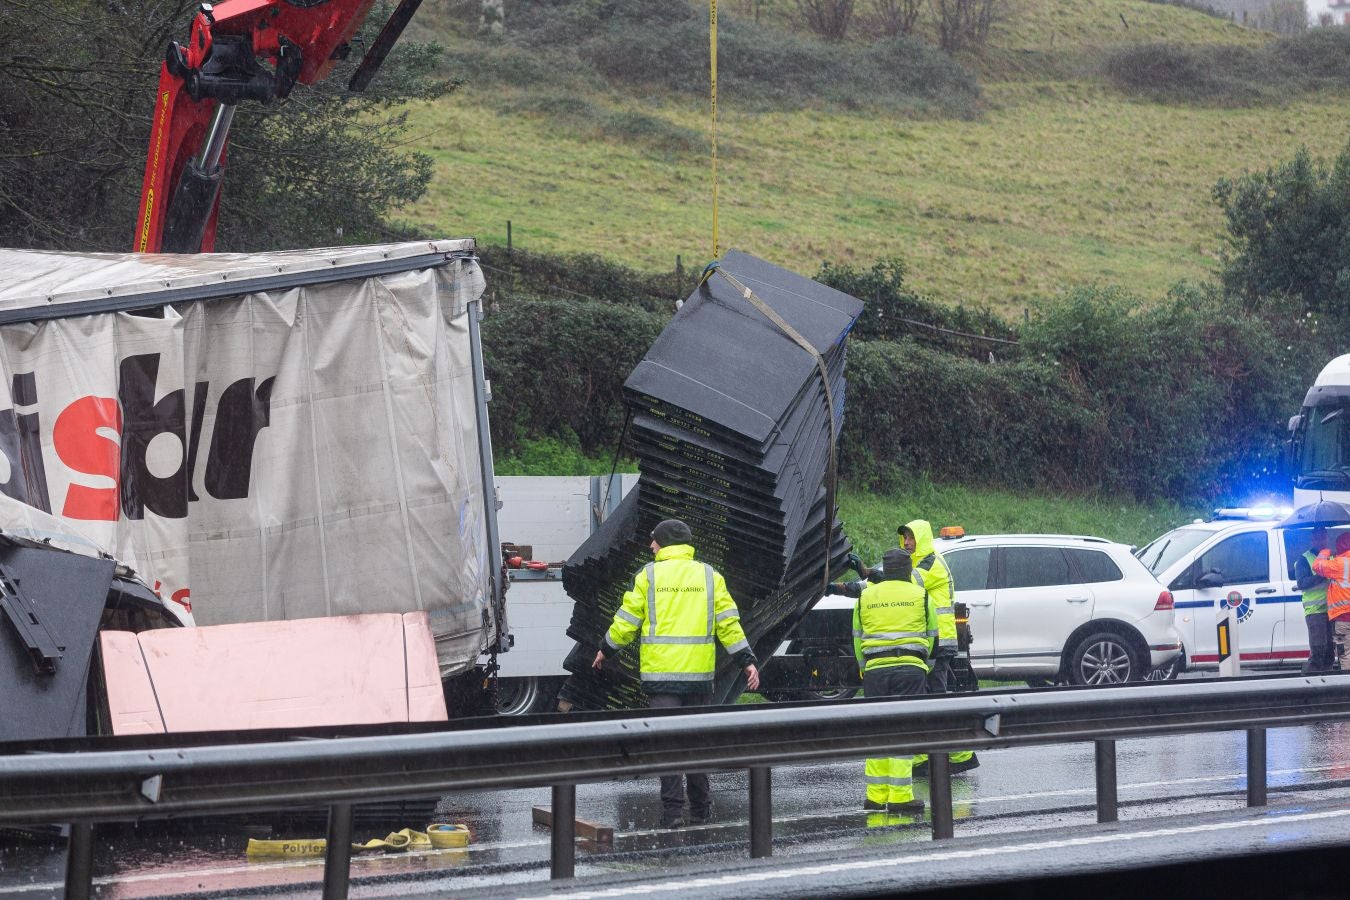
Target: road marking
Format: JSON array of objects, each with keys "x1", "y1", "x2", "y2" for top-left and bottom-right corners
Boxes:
[{"x1": 539, "y1": 806, "x2": 1350, "y2": 899}]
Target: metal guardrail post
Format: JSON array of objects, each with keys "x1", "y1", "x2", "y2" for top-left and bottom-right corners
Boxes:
[
  {"x1": 1247, "y1": 727, "x2": 1267, "y2": 807},
  {"x1": 749, "y1": 766, "x2": 772, "y2": 858},
  {"x1": 64, "y1": 822, "x2": 94, "y2": 900},
  {"x1": 551, "y1": 783, "x2": 576, "y2": 879},
  {"x1": 322, "y1": 802, "x2": 354, "y2": 900},
  {"x1": 1095, "y1": 739, "x2": 1118, "y2": 823},
  {"x1": 929, "y1": 754, "x2": 954, "y2": 839}
]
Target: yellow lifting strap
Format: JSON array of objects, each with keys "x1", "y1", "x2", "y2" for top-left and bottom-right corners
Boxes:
[
  {"x1": 710, "y1": 0, "x2": 719, "y2": 259},
  {"x1": 708, "y1": 266, "x2": 840, "y2": 598},
  {"x1": 244, "y1": 824, "x2": 470, "y2": 859}
]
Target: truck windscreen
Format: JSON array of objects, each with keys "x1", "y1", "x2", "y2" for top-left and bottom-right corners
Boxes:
[{"x1": 1298, "y1": 401, "x2": 1350, "y2": 488}]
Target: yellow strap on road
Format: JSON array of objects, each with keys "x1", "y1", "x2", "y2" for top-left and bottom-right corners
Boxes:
[
  {"x1": 710, "y1": 0, "x2": 719, "y2": 259},
  {"x1": 428, "y1": 822, "x2": 472, "y2": 848},
  {"x1": 246, "y1": 825, "x2": 469, "y2": 859}
]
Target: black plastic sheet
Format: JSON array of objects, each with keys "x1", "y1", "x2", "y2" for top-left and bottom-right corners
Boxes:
[
  {"x1": 557, "y1": 251, "x2": 864, "y2": 712},
  {"x1": 0, "y1": 540, "x2": 116, "y2": 743}
]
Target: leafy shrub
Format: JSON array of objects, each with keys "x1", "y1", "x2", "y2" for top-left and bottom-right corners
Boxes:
[
  {"x1": 1014, "y1": 283, "x2": 1304, "y2": 499},
  {"x1": 1099, "y1": 42, "x2": 1285, "y2": 106},
  {"x1": 481, "y1": 297, "x2": 668, "y2": 457},
  {"x1": 1267, "y1": 28, "x2": 1350, "y2": 86},
  {"x1": 840, "y1": 283, "x2": 1317, "y2": 501},
  {"x1": 464, "y1": 0, "x2": 981, "y2": 118},
  {"x1": 815, "y1": 257, "x2": 1014, "y2": 352},
  {"x1": 839, "y1": 340, "x2": 1088, "y2": 492},
  {"x1": 478, "y1": 246, "x2": 690, "y2": 314},
  {"x1": 1213, "y1": 139, "x2": 1350, "y2": 318},
  {"x1": 1100, "y1": 30, "x2": 1350, "y2": 106}
]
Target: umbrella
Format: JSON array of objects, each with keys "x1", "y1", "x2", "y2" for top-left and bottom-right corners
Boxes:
[{"x1": 1277, "y1": 500, "x2": 1350, "y2": 529}]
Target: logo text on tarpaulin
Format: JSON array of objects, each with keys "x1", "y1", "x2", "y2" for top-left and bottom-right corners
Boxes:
[{"x1": 0, "y1": 353, "x2": 275, "y2": 521}]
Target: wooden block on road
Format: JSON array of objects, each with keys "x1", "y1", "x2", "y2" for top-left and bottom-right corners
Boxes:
[{"x1": 532, "y1": 805, "x2": 614, "y2": 844}]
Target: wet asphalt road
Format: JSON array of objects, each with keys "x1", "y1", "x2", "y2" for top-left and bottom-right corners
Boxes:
[{"x1": 6, "y1": 719, "x2": 1350, "y2": 898}]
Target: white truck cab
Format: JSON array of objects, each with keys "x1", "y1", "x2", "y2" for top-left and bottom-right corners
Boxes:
[
  {"x1": 1289, "y1": 354, "x2": 1350, "y2": 508},
  {"x1": 1136, "y1": 508, "x2": 1336, "y2": 672}
]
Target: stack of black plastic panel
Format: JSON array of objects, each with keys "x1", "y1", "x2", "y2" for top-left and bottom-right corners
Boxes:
[{"x1": 558, "y1": 251, "x2": 863, "y2": 710}]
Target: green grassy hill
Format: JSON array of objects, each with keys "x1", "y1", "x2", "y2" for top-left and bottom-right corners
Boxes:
[{"x1": 401, "y1": 1, "x2": 1350, "y2": 315}]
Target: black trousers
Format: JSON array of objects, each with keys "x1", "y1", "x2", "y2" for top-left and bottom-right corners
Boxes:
[
  {"x1": 649, "y1": 692, "x2": 713, "y2": 816},
  {"x1": 926, "y1": 652, "x2": 954, "y2": 694},
  {"x1": 1305, "y1": 611, "x2": 1336, "y2": 672},
  {"x1": 862, "y1": 663, "x2": 929, "y2": 701}
]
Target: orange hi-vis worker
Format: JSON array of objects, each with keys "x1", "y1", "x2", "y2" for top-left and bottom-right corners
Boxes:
[
  {"x1": 1312, "y1": 532, "x2": 1350, "y2": 669},
  {"x1": 1313, "y1": 533, "x2": 1350, "y2": 617}
]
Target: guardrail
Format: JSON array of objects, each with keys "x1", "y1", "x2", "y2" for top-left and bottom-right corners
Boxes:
[{"x1": 6, "y1": 674, "x2": 1350, "y2": 899}]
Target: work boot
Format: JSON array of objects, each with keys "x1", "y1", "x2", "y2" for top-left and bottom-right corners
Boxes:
[
  {"x1": 887, "y1": 798, "x2": 925, "y2": 815},
  {"x1": 688, "y1": 805, "x2": 713, "y2": 826},
  {"x1": 659, "y1": 813, "x2": 686, "y2": 829},
  {"x1": 951, "y1": 754, "x2": 981, "y2": 774},
  {"x1": 862, "y1": 799, "x2": 888, "y2": 812}
]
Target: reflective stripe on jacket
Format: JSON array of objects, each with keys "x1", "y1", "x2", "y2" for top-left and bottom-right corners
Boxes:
[
  {"x1": 852, "y1": 577, "x2": 936, "y2": 673},
  {"x1": 905, "y1": 519, "x2": 957, "y2": 649},
  {"x1": 1302, "y1": 549, "x2": 1329, "y2": 615},
  {"x1": 1313, "y1": 551, "x2": 1350, "y2": 622},
  {"x1": 605, "y1": 544, "x2": 750, "y2": 683}
]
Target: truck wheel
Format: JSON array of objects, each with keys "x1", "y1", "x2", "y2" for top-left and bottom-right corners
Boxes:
[
  {"x1": 496, "y1": 677, "x2": 541, "y2": 716},
  {"x1": 801, "y1": 687, "x2": 858, "y2": 701},
  {"x1": 1068, "y1": 631, "x2": 1144, "y2": 685}
]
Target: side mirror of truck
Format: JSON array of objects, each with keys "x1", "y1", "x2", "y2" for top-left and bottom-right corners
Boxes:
[{"x1": 1196, "y1": 569, "x2": 1225, "y2": 589}]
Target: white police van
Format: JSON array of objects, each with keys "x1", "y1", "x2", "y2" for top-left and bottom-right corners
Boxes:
[{"x1": 1136, "y1": 507, "x2": 1338, "y2": 675}]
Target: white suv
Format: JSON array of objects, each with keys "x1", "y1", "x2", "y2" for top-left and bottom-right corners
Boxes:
[
  {"x1": 1136, "y1": 509, "x2": 1337, "y2": 674},
  {"x1": 941, "y1": 534, "x2": 1182, "y2": 684},
  {"x1": 760, "y1": 533, "x2": 1182, "y2": 694}
]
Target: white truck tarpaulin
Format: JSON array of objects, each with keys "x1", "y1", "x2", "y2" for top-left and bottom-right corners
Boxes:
[{"x1": 0, "y1": 241, "x2": 493, "y2": 674}]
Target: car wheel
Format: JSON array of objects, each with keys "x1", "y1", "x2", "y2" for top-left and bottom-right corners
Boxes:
[
  {"x1": 495, "y1": 676, "x2": 541, "y2": 716},
  {"x1": 1145, "y1": 651, "x2": 1184, "y2": 681},
  {"x1": 1069, "y1": 631, "x2": 1143, "y2": 685},
  {"x1": 800, "y1": 687, "x2": 859, "y2": 701}
]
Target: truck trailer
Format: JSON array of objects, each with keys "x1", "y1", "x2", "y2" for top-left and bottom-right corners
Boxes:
[{"x1": 0, "y1": 240, "x2": 507, "y2": 738}]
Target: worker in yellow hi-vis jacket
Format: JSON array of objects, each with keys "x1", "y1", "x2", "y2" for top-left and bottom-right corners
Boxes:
[
  {"x1": 836, "y1": 547, "x2": 935, "y2": 814},
  {"x1": 593, "y1": 518, "x2": 760, "y2": 829},
  {"x1": 902, "y1": 519, "x2": 979, "y2": 776}
]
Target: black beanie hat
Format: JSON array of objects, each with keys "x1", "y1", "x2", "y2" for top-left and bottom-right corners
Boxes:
[
  {"x1": 881, "y1": 548, "x2": 913, "y2": 580},
  {"x1": 651, "y1": 519, "x2": 693, "y2": 546}
]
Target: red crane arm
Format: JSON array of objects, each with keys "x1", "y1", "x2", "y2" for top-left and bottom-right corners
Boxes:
[{"x1": 134, "y1": 0, "x2": 418, "y2": 254}]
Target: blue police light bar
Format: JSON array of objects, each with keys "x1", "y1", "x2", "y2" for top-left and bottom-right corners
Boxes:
[{"x1": 1212, "y1": 505, "x2": 1294, "y2": 521}]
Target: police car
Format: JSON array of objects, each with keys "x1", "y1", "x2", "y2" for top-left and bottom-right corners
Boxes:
[{"x1": 1135, "y1": 507, "x2": 1336, "y2": 675}]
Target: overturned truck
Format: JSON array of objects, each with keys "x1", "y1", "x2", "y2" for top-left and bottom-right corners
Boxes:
[
  {"x1": 0, "y1": 240, "x2": 505, "y2": 742},
  {"x1": 558, "y1": 251, "x2": 864, "y2": 710}
]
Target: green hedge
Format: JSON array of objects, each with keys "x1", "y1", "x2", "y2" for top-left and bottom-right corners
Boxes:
[
  {"x1": 481, "y1": 297, "x2": 667, "y2": 455},
  {"x1": 1100, "y1": 31, "x2": 1350, "y2": 107},
  {"x1": 479, "y1": 248, "x2": 1329, "y2": 503},
  {"x1": 840, "y1": 283, "x2": 1320, "y2": 499},
  {"x1": 838, "y1": 340, "x2": 1088, "y2": 492},
  {"x1": 478, "y1": 245, "x2": 687, "y2": 314}
]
